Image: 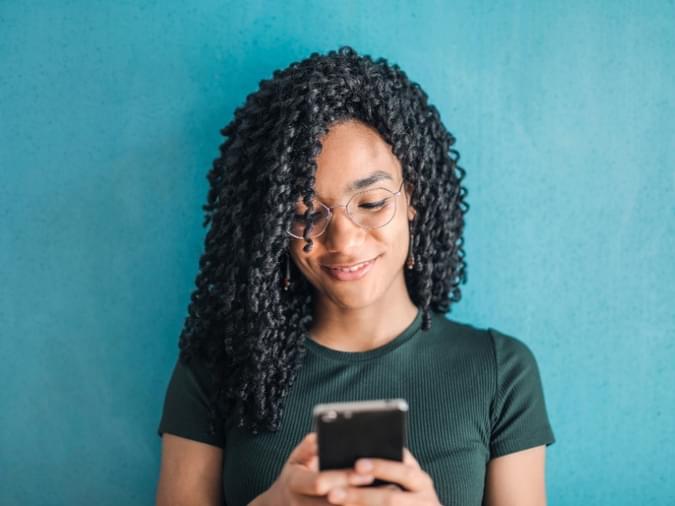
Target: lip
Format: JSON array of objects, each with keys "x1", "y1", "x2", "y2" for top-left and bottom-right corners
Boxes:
[{"x1": 321, "y1": 255, "x2": 379, "y2": 281}]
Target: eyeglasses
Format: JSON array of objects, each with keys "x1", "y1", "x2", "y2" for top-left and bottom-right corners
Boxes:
[{"x1": 288, "y1": 180, "x2": 406, "y2": 239}]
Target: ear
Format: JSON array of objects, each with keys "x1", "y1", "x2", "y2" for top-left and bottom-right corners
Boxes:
[{"x1": 404, "y1": 182, "x2": 417, "y2": 221}]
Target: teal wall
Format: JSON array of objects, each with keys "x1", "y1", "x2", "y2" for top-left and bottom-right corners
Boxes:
[{"x1": 2, "y1": 1, "x2": 673, "y2": 504}]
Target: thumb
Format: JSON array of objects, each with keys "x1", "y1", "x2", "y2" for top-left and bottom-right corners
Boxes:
[
  {"x1": 288, "y1": 432, "x2": 318, "y2": 465},
  {"x1": 307, "y1": 454, "x2": 319, "y2": 472},
  {"x1": 403, "y1": 447, "x2": 421, "y2": 468}
]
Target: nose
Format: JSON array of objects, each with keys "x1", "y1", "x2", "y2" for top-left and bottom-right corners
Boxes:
[{"x1": 321, "y1": 206, "x2": 366, "y2": 252}]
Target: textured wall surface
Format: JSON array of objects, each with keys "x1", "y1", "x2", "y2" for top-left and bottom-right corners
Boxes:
[{"x1": 1, "y1": 1, "x2": 673, "y2": 504}]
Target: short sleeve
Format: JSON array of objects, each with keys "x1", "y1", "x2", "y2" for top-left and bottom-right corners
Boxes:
[
  {"x1": 157, "y1": 355, "x2": 225, "y2": 448},
  {"x1": 488, "y1": 328, "x2": 555, "y2": 458}
]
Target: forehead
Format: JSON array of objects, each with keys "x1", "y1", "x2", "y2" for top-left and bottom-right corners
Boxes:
[{"x1": 310, "y1": 120, "x2": 402, "y2": 202}]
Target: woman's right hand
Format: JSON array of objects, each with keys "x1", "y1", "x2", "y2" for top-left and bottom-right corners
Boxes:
[{"x1": 250, "y1": 432, "x2": 375, "y2": 505}]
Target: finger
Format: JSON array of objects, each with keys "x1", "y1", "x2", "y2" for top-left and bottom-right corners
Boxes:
[
  {"x1": 402, "y1": 447, "x2": 421, "y2": 468},
  {"x1": 353, "y1": 458, "x2": 430, "y2": 492},
  {"x1": 288, "y1": 432, "x2": 318, "y2": 465},
  {"x1": 327, "y1": 484, "x2": 403, "y2": 506},
  {"x1": 292, "y1": 495, "x2": 333, "y2": 506},
  {"x1": 307, "y1": 454, "x2": 319, "y2": 472},
  {"x1": 288, "y1": 466, "x2": 362, "y2": 497}
]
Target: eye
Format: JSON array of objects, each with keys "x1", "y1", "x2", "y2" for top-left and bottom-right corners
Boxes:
[{"x1": 359, "y1": 198, "x2": 390, "y2": 210}]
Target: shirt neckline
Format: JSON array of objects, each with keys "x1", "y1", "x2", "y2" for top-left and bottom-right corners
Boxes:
[{"x1": 304, "y1": 306, "x2": 423, "y2": 362}]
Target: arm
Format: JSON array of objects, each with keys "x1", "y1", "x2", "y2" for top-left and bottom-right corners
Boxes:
[
  {"x1": 483, "y1": 445, "x2": 547, "y2": 506},
  {"x1": 156, "y1": 433, "x2": 224, "y2": 506}
]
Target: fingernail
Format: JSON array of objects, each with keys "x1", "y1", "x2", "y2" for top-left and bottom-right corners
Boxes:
[{"x1": 356, "y1": 458, "x2": 373, "y2": 472}]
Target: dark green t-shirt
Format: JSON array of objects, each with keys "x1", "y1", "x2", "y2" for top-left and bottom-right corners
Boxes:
[{"x1": 158, "y1": 308, "x2": 555, "y2": 505}]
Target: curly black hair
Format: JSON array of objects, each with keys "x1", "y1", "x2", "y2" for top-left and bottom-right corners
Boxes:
[{"x1": 177, "y1": 46, "x2": 469, "y2": 435}]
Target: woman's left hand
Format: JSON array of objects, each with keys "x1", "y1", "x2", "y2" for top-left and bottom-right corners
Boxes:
[{"x1": 325, "y1": 448, "x2": 442, "y2": 506}]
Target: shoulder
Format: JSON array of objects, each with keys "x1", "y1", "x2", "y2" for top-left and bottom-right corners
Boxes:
[
  {"x1": 172, "y1": 351, "x2": 218, "y2": 402},
  {"x1": 423, "y1": 310, "x2": 494, "y2": 357},
  {"x1": 422, "y1": 311, "x2": 541, "y2": 371},
  {"x1": 486, "y1": 327, "x2": 543, "y2": 376}
]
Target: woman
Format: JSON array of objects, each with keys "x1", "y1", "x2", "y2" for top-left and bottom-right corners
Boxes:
[{"x1": 156, "y1": 46, "x2": 555, "y2": 506}]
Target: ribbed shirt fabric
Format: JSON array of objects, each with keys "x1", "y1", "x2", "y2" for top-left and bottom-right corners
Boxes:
[{"x1": 158, "y1": 308, "x2": 555, "y2": 505}]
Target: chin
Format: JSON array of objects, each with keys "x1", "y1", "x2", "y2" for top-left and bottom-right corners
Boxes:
[
  {"x1": 321, "y1": 284, "x2": 382, "y2": 309},
  {"x1": 329, "y1": 298, "x2": 375, "y2": 311}
]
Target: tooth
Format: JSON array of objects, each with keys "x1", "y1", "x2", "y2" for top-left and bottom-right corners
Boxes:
[{"x1": 329, "y1": 259, "x2": 372, "y2": 273}]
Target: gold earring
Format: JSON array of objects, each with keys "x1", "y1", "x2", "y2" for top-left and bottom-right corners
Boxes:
[
  {"x1": 406, "y1": 222, "x2": 415, "y2": 270},
  {"x1": 282, "y1": 252, "x2": 291, "y2": 291}
]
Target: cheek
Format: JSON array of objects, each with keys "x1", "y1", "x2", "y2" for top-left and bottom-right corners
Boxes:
[
  {"x1": 289, "y1": 241, "x2": 320, "y2": 280},
  {"x1": 373, "y1": 220, "x2": 410, "y2": 262},
  {"x1": 288, "y1": 242, "x2": 306, "y2": 267},
  {"x1": 388, "y1": 212, "x2": 411, "y2": 246}
]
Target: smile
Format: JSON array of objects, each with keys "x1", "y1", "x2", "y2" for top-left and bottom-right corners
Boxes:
[{"x1": 321, "y1": 256, "x2": 379, "y2": 281}]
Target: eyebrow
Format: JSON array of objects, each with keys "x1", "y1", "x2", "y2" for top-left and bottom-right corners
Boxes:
[{"x1": 345, "y1": 170, "x2": 394, "y2": 192}]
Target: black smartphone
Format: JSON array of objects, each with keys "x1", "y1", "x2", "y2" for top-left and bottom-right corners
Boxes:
[{"x1": 312, "y1": 398, "x2": 408, "y2": 487}]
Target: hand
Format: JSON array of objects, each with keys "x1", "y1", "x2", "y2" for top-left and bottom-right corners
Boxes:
[
  {"x1": 325, "y1": 448, "x2": 442, "y2": 506},
  {"x1": 251, "y1": 432, "x2": 376, "y2": 506}
]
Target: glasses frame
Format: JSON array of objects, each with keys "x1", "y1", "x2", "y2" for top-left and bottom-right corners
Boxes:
[{"x1": 287, "y1": 180, "x2": 406, "y2": 240}]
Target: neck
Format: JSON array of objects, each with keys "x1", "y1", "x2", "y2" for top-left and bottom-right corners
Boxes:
[{"x1": 309, "y1": 274, "x2": 419, "y2": 352}]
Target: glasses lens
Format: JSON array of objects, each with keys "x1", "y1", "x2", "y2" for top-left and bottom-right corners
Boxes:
[
  {"x1": 347, "y1": 188, "x2": 397, "y2": 229},
  {"x1": 290, "y1": 200, "x2": 329, "y2": 238}
]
